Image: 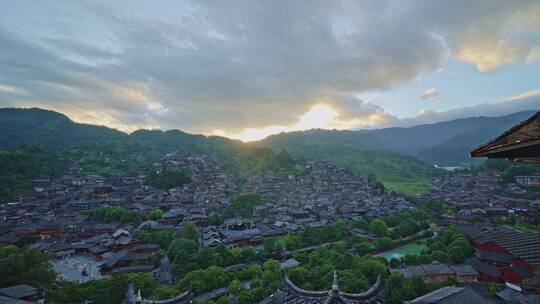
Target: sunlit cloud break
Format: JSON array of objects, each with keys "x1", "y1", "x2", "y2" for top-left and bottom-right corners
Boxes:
[{"x1": 211, "y1": 104, "x2": 372, "y2": 142}]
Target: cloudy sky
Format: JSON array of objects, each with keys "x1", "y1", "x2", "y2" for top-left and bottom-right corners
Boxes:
[{"x1": 1, "y1": 1, "x2": 539, "y2": 141}]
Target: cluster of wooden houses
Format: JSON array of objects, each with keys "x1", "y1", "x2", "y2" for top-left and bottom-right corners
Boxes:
[{"x1": 422, "y1": 172, "x2": 540, "y2": 225}]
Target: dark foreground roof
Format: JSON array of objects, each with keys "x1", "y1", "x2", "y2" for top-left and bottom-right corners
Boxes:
[
  {"x1": 404, "y1": 286, "x2": 494, "y2": 304},
  {"x1": 260, "y1": 272, "x2": 384, "y2": 304},
  {"x1": 472, "y1": 230, "x2": 540, "y2": 267},
  {"x1": 0, "y1": 285, "x2": 37, "y2": 300},
  {"x1": 0, "y1": 295, "x2": 33, "y2": 304},
  {"x1": 471, "y1": 111, "x2": 540, "y2": 162}
]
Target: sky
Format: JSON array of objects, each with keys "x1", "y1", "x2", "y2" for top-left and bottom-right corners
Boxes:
[{"x1": 0, "y1": 1, "x2": 539, "y2": 142}]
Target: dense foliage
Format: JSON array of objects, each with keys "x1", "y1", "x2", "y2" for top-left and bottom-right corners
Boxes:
[
  {"x1": 2, "y1": 108, "x2": 536, "y2": 196},
  {"x1": 0, "y1": 246, "x2": 57, "y2": 290},
  {"x1": 147, "y1": 165, "x2": 191, "y2": 190},
  {"x1": 86, "y1": 206, "x2": 141, "y2": 223},
  {"x1": 47, "y1": 273, "x2": 178, "y2": 304},
  {"x1": 0, "y1": 110, "x2": 317, "y2": 203},
  {"x1": 0, "y1": 146, "x2": 68, "y2": 203},
  {"x1": 223, "y1": 193, "x2": 264, "y2": 218},
  {"x1": 260, "y1": 130, "x2": 440, "y2": 194},
  {"x1": 3, "y1": 209, "x2": 453, "y2": 304},
  {"x1": 288, "y1": 247, "x2": 385, "y2": 293},
  {"x1": 385, "y1": 272, "x2": 454, "y2": 304},
  {"x1": 401, "y1": 226, "x2": 474, "y2": 265},
  {"x1": 0, "y1": 108, "x2": 124, "y2": 150}
]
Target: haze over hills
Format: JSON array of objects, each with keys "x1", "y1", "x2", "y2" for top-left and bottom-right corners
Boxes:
[
  {"x1": 0, "y1": 107, "x2": 438, "y2": 194},
  {"x1": 260, "y1": 110, "x2": 536, "y2": 167},
  {"x1": 1, "y1": 107, "x2": 536, "y2": 194},
  {"x1": 347, "y1": 110, "x2": 536, "y2": 166},
  {"x1": 257, "y1": 110, "x2": 535, "y2": 192}
]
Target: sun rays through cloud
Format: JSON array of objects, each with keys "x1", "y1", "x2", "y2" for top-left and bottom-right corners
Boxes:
[{"x1": 211, "y1": 104, "x2": 376, "y2": 142}]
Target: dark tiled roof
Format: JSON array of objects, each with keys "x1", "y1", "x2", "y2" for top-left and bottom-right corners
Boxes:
[
  {"x1": 471, "y1": 259, "x2": 501, "y2": 278},
  {"x1": 448, "y1": 264, "x2": 478, "y2": 276},
  {"x1": 478, "y1": 251, "x2": 513, "y2": 264},
  {"x1": 405, "y1": 286, "x2": 494, "y2": 304},
  {"x1": 422, "y1": 263, "x2": 454, "y2": 275},
  {"x1": 510, "y1": 264, "x2": 533, "y2": 278},
  {"x1": 0, "y1": 295, "x2": 33, "y2": 304},
  {"x1": 278, "y1": 273, "x2": 385, "y2": 304},
  {"x1": 475, "y1": 230, "x2": 540, "y2": 267},
  {"x1": 0, "y1": 285, "x2": 37, "y2": 300},
  {"x1": 471, "y1": 111, "x2": 540, "y2": 161},
  {"x1": 111, "y1": 265, "x2": 154, "y2": 274}
]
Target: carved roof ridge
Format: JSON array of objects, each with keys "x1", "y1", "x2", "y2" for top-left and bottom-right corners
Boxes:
[{"x1": 283, "y1": 273, "x2": 384, "y2": 300}]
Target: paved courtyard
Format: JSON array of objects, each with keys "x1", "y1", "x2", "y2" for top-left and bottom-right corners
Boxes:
[{"x1": 51, "y1": 254, "x2": 102, "y2": 283}]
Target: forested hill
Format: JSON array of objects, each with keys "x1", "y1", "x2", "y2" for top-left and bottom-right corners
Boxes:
[
  {"x1": 349, "y1": 111, "x2": 536, "y2": 166},
  {"x1": 258, "y1": 130, "x2": 440, "y2": 194},
  {"x1": 0, "y1": 108, "x2": 300, "y2": 202},
  {"x1": 261, "y1": 111, "x2": 535, "y2": 168},
  {"x1": 1, "y1": 108, "x2": 442, "y2": 194},
  {"x1": 3, "y1": 107, "x2": 532, "y2": 195},
  {"x1": 0, "y1": 108, "x2": 125, "y2": 150}
]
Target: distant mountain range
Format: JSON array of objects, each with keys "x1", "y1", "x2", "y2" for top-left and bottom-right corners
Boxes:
[
  {"x1": 260, "y1": 110, "x2": 536, "y2": 167},
  {"x1": 0, "y1": 107, "x2": 535, "y2": 194}
]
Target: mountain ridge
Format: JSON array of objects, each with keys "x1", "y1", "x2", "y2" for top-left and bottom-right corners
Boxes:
[
  {"x1": 1, "y1": 107, "x2": 534, "y2": 167},
  {"x1": 1, "y1": 107, "x2": 535, "y2": 194}
]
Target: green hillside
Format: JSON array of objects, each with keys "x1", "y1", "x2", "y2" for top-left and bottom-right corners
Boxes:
[
  {"x1": 0, "y1": 146, "x2": 69, "y2": 202},
  {"x1": 0, "y1": 108, "x2": 307, "y2": 202},
  {"x1": 260, "y1": 130, "x2": 441, "y2": 194},
  {"x1": 0, "y1": 108, "x2": 124, "y2": 150},
  {"x1": 415, "y1": 112, "x2": 536, "y2": 165},
  {"x1": 3, "y1": 107, "x2": 531, "y2": 196},
  {"x1": 349, "y1": 111, "x2": 535, "y2": 165}
]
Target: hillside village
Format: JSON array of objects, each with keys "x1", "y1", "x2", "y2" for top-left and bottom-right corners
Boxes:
[
  {"x1": 1, "y1": 146, "x2": 540, "y2": 303},
  {"x1": 0, "y1": 153, "x2": 412, "y2": 280}
]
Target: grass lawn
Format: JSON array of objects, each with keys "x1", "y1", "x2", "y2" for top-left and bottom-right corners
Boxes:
[
  {"x1": 375, "y1": 240, "x2": 428, "y2": 261},
  {"x1": 382, "y1": 176, "x2": 431, "y2": 196}
]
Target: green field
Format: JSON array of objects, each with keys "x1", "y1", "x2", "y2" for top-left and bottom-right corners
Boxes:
[
  {"x1": 375, "y1": 241, "x2": 427, "y2": 261},
  {"x1": 383, "y1": 177, "x2": 431, "y2": 195}
]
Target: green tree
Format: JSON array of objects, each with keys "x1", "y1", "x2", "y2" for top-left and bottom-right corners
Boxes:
[
  {"x1": 369, "y1": 219, "x2": 389, "y2": 237},
  {"x1": 389, "y1": 258, "x2": 401, "y2": 268},
  {"x1": 487, "y1": 282, "x2": 501, "y2": 297},
  {"x1": 448, "y1": 246, "x2": 466, "y2": 264},
  {"x1": 237, "y1": 264, "x2": 262, "y2": 281},
  {"x1": 182, "y1": 221, "x2": 199, "y2": 241},
  {"x1": 353, "y1": 242, "x2": 373, "y2": 255},
  {"x1": 430, "y1": 250, "x2": 450, "y2": 263},
  {"x1": 353, "y1": 218, "x2": 369, "y2": 229},
  {"x1": 229, "y1": 279, "x2": 244, "y2": 296},
  {"x1": 373, "y1": 237, "x2": 392, "y2": 249},
  {"x1": 0, "y1": 246, "x2": 56, "y2": 290},
  {"x1": 237, "y1": 290, "x2": 252, "y2": 304},
  {"x1": 147, "y1": 165, "x2": 191, "y2": 190},
  {"x1": 223, "y1": 193, "x2": 262, "y2": 218},
  {"x1": 121, "y1": 210, "x2": 141, "y2": 223},
  {"x1": 149, "y1": 209, "x2": 164, "y2": 220},
  {"x1": 216, "y1": 296, "x2": 231, "y2": 304},
  {"x1": 167, "y1": 237, "x2": 199, "y2": 274},
  {"x1": 385, "y1": 272, "x2": 408, "y2": 304},
  {"x1": 207, "y1": 212, "x2": 222, "y2": 226},
  {"x1": 263, "y1": 238, "x2": 284, "y2": 258}
]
